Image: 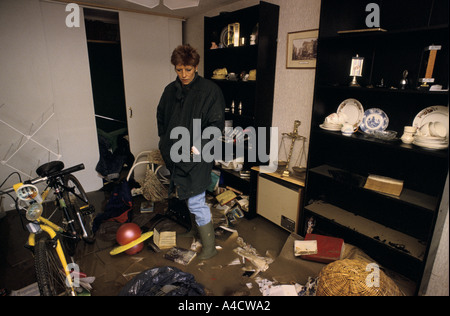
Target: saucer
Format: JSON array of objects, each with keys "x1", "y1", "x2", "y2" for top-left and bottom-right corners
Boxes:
[{"x1": 320, "y1": 123, "x2": 341, "y2": 131}]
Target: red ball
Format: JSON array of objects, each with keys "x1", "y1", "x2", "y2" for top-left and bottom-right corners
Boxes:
[
  {"x1": 116, "y1": 223, "x2": 141, "y2": 246},
  {"x1": 125, "y1": 243, "x2": 144, "y2": 255}
]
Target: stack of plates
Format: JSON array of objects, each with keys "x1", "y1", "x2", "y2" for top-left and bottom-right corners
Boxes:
[
  {"x1": 320, "y1": 122, "x2": 342, "y2": 131},
  {"x1": 319, "y1": 112, "x2": 348, "y2": 131},
  {"x1": 413, "y1": 135, "x2": 448, "y2": 150},
  {"x1": 412, "y1": 105, "x2": 448, "y2": 150}
]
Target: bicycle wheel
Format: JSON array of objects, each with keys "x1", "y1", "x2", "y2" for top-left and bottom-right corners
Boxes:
[
  {"x1": 35, "y1": 236, "x2": 73, "y2": 296},
  {"x1": 63, "y1": 174, "x2": 95, "y2": 244}
]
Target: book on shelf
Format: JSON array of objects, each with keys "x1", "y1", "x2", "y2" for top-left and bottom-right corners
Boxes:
[
  {"x1": 300, "y1": 233, "x2": 344, "y2": 263},
  {"x1": 364, "y1": 174, "x2": 404, "y2": 196}
]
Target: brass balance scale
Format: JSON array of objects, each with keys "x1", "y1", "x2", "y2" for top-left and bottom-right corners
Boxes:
[{"x1": 277, "y1": 120, "x2": 307, "y2": 178}]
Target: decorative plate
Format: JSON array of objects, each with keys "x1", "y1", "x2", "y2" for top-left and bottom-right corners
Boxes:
[
  {"x1": 412, "y1": 105, "x2": 448, "y2": 138},
  {"x1": 220, "y1": 27, "x2": 229, "y2": 47},
  {"x1": 336, "y1": 98, "x2": 364, "y2": 128},
  {"x1": 359, "y1": 108, "x2": 389, "y2": 133}
]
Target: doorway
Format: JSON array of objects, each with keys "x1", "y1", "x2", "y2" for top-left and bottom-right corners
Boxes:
[{"x1": 84, "y1": 8, "x2": 132, "y2": 181}]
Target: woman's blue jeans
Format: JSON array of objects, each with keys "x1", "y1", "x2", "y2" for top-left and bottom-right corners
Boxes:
[{"x1": 186, "y1": 191, "x2": 211, "y2": 226}]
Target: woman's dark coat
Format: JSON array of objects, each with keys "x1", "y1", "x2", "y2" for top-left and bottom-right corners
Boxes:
[{"x1": 157, "y1": 74, "x2": 225, "y2": 200}]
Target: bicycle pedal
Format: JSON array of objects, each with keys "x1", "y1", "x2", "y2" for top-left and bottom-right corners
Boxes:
[{"x1": 79, "y1": 204, "x2": 95, "y2": 215}]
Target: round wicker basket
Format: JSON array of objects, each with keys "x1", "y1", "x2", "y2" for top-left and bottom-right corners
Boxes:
[{"x1": 316, "y1": 259, "x2": 404, "y2": 296}]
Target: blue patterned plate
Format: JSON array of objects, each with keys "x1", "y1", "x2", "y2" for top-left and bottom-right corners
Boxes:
[{"x1": 360, "y1": 108, "x2": 389, "y2": 133}]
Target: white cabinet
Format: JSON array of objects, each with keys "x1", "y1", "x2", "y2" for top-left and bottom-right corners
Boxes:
[{"x1": 254, "y1": 168, "x2": 304, "y2": 233}]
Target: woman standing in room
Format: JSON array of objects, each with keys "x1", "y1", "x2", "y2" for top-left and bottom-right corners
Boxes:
[{"x1": 156, "y1": 44, "x2": 225, "y2": 260}]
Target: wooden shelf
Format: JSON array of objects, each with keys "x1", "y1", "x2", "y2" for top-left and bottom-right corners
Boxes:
[
  {"x1": 305, "y1": 201, "x2": 426, "y2": 261},
  {"x1": 251, "y1": 166, "x2": 305, "y2": 187},
  {"x1": 309, "y1": 164, "x2": 439, "y2": 212}
]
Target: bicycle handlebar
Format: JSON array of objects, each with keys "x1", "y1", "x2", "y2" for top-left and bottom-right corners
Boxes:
[{"x1": 0, "y1": 163, "x2": 85, "y2": 194}]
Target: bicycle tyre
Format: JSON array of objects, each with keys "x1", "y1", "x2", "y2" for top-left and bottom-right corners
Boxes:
[
  {"x1": 35, "y1": 236, "x2": 71, "y2": 296},
  {"x1": 63, "y1": 174, "x2": 95, "y2": 244}
]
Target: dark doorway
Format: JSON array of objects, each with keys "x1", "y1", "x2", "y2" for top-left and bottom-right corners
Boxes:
[{"x1": 84, "y1": 8, "x2": 127, "y2": 133}]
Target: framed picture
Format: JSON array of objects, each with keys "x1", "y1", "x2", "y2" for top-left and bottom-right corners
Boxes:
[
  {"x1": 286, "y1": 29, "x2": 318, "y2": 69},
  {"x1": 350, "y1": 55, "x2": 364, "y2": 76}
]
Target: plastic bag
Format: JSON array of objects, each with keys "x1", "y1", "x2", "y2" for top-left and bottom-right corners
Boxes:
[{"x1": 118, "y1": 266, "x2": 204, "y2": 296}]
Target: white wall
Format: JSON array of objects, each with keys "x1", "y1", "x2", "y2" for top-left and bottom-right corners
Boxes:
[
  {"x1": 0, "y1": 0, "x2": 102, "y2": 203},
  {"x1": 1, "y1": 0, "x2": 181, "y2": 210}
]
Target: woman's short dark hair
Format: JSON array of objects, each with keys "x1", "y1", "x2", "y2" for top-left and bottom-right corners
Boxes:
[{"x1": 171, "y1": 44, "x2": 200, "y2": 67}]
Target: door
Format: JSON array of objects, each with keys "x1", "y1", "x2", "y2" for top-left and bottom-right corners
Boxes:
[{"x1": 119, "y1": 13, "x2": 182, "y2": 157}]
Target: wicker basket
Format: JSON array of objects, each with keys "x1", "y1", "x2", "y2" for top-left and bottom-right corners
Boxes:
[
  {"x1": 147, "y1": 150, "x2": 165, "y2": 166},
  {"x1": 316, "y1": 259, "x2": 404, "y2": 296},
  {"x1": 134, "y1": 150, "x2": 167, "y2": 202}
]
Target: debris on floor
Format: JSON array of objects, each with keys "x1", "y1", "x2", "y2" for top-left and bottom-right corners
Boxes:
[
  {"x1": 164, "y1": 247, "x2": 197, "y2": 265},
  {"x1": 233, "y1": 237, "x2": 274, "y2": 277},
  {"x1": 118, "y1": 266, "x2": 204, "y2": 296},
  {"x1": 77, "y1": 173, "x2": 415, "y2": 296},
  {"x1": 8, "y1": 282, "x2": 40, "y2": 296},
  {"x1": 254, "y1": 277, "x2": 298, "y2": 296}
]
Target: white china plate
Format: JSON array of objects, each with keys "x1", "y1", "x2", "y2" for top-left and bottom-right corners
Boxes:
[
  {"x1": 337, "y1": 98, "x2": 364, "y2": 128},
  {"x1": 413, "y1": 140, "x2": 448, "y2": 150},
  {"x1": 414, "y1": 135, "x2": 447, "y2": 143},
  {"x1": 320, "y1": 124, "x2": 341, "y2": 131},
  {"x1": 359, "y1": 108, "x2": 389, "y2": 133},
  {"x1": 412, "y1": 105, "x2": 448, "y2": 138}
]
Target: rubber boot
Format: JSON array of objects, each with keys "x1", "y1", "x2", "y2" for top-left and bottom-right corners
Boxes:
[
  {"x1": 178, "y1": 214, "x2": 198, "y2": 238},
  {"x1": 197, "y1": 221, "x2": 217, "y2": 260}
]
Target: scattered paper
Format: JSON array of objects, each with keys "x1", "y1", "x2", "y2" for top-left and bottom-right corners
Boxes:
[
  {"x1": 266, "y1": 284, "x2": 298, "y2": 296},
  {"x1": 233, "y1": 237, "x2": 273, "y2": 276}
]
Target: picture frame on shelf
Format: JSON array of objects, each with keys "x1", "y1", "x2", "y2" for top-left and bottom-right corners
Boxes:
[{"x1": 286, "y1": 29, "x2": 318, "y2": 69}]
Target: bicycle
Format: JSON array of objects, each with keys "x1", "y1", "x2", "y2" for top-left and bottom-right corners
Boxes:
[{"x1": 0, "y1": 161, "x2": 95, "y2": 296}]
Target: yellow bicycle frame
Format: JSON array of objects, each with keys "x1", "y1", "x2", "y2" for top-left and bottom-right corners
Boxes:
[{"x1": 28, "y1": 217, "x2": 76, "y2": 296}]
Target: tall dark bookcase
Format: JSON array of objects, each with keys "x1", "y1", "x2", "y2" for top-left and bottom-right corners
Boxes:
[
  {"x1": 204, "y1": 1, "x2": 279, "y2": 218},
  {"x1": 303, "y1": 0, "x2": 449, "y2": 294}
]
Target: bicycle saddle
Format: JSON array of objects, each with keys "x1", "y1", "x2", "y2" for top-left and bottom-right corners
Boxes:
[{"x1": 36, "y1": 161, "x2": 65, "y2": 177}]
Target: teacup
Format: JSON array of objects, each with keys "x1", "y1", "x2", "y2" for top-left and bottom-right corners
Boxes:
[
  {"x1": 429, "y1": 122, "x2": 447, "y2": 138},
  {"x1": 325, "y1": 113, "x2": 347, "y2": 126},
  {"x1": 341, "y1": 123, "x2": 356, "y2": 136},
  {"x1": 324, "y1": 113, "x2": 339, "y2": 125}
]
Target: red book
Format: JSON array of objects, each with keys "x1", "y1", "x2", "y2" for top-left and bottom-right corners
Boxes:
[{"x1": 301, "y1": 233, "x2": 344, "y2": 263}]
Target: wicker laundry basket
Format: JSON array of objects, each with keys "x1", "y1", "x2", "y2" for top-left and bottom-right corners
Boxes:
[
  {"x1": 147, "y1": 150, "x2": 165, "y2": 166},
  {"x1": 141, "y1": 150, "x2": 168, "y2": 202},
  {"x1": 316, "y1": 259, "x2": 404, "y2": 296}
]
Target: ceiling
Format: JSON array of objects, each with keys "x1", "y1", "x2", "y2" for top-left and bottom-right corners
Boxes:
[{"x1": 53, "y1": 0, "x2": 244, "y2": 19}]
